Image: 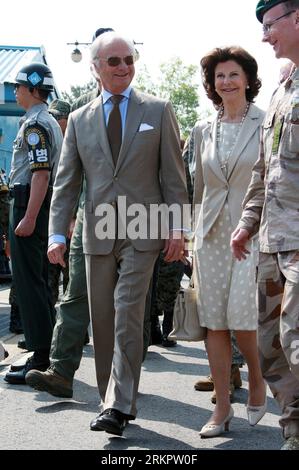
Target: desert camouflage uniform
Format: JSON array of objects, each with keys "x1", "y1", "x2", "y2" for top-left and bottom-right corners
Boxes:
[{"x1": 239, "y1": 68, "x2": 299, "y2": 438}]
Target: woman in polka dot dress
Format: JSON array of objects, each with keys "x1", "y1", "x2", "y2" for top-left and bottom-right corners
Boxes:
[{"x1": 193, "y1": 46, "x2": 267, "y2": 437}]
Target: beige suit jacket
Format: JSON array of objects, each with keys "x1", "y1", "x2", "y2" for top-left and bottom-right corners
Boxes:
[
  {"x1": 193, "y1": 103, "x2": 265, "y2": 242},
  {"x1": 49, "y1": 89, "x2": 189, "y2": 254}
]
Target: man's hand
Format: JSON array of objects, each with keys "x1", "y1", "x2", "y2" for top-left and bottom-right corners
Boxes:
[
  {"x1": 230, "y1": 228, "x2": 250, "y2": 261},
  {"x1": 164, "y1": 232, "x2": 187, "y2": 263},
  {"x1": 48, "y1": 243, "x2": 66, "y2": 267},
  {"x1": 15, "y1": 216, "x2": 36, "y2": 237}
]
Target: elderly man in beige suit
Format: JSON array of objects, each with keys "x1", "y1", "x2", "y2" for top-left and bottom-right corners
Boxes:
[{"x1": 45, "y1": 33, "x2": 188, "y2": 436}]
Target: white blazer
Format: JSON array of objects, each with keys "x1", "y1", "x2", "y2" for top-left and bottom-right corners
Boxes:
[{"x1": 193, "y1": 103, "x2": 265, "y2": 244}]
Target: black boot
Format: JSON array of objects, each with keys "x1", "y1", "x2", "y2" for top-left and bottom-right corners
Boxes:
[
  {"x1": 162, "y1": 309, "x2": 177, "y2": 347},
  {"x1": 9, "y1": 304, "x2": 23, "y2": 334}
]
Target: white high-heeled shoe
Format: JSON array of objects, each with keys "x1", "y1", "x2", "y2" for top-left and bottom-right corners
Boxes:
[
  {"x1": 247, "y1": 399, "x2": 267, "y2": 426},
  {"x1": 199, "y1": 407, "x2": 234, "y2": 438}
]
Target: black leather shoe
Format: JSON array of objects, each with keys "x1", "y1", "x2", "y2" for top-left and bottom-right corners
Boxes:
[
  {"x1": 90, "y1": 409, "x2": 128, "y2": 436},
  {"x1": 90, "y1": 412, "x2": 105, "y2": 432},
  {"x1": 4, "y1": 357, "x2": 49, "y2": 385}
]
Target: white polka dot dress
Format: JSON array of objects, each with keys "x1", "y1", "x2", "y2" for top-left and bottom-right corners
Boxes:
[
  {"x1": 194, "y1": 123, "x2": 258, "y2": 331},
  {"x1": 195, "y1": 203, "x2": 257, "y2": 330}
]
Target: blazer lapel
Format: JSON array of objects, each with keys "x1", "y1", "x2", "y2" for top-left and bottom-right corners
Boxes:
[
  {"x1": 90, "y1": 96, "x2": 115, "y2": 170},
  {"x1": 204, "y1": 117, "x2": 227, "y2": 183},
  {"x1": 116, "y1": 89, "x2": 145, "y2": 171},
  {"x1": 226, "y1": 104, "x2": 261, "y2": 180}
]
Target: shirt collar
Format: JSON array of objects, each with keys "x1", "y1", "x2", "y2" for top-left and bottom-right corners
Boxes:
[
  {"x1": 102, "y1": 86, "x2": 132, "y2": 104},
  {"x1": 25, "y1": 102, "x2": 48, "y2": 117}
]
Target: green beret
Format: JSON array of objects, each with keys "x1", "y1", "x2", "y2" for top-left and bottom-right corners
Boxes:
[
  {"x1": 256, "y1": 0, "x2": 288, "y2": 23},
  {"x1": 48, "y1": 99, "x2": 71, "y2": 118}
]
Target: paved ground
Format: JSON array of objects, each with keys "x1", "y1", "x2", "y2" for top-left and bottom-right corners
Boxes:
[{"x1": 0, "y1": 281, "x2": 283, "y2": 451}]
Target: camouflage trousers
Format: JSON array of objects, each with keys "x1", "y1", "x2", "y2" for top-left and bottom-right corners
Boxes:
[{"x1": 257, "y1": 252, "x2": 299, "y2": 438}]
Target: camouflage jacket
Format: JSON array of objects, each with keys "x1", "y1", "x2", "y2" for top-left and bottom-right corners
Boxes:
[{"x1": 239, "y1": 67, "x2": 299, "y2": 253}]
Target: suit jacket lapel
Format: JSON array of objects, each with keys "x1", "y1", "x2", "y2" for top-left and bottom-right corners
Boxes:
[
  {"x1": 116, "y1": 89, "x2": 145, "y2": 171},
  {"x1": 204, "y1": 118, "x2": 227, "y2": 183},
  {"x1": 227, "y1": 104, "x2": 261, "y2": 180},
  {"x1": 90, "y1": 96, "x2": 115, "y2": 170}
]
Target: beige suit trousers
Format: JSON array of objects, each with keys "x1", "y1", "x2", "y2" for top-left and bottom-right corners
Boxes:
[{"x1": 85, "y1": 239, "x2": 159, "y2": 417}]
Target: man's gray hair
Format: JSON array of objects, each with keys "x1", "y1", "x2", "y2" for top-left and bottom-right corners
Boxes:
[{"x1": 90, "y1": 32, "x2": 135, "y2": 63}]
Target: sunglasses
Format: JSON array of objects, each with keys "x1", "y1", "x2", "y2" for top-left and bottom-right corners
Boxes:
[{"x1": 97, "y1": 55, "x2": 135, "y2": 67}]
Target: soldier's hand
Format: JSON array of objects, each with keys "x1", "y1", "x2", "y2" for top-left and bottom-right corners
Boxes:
[
  {"x1": 230, "y1": 228, "x2": 250, "y2": 261},
  {"x1": 48, "y1": 243, "x2": 66, "y2": 267},
  {"x1": 15, "y1": 216, "x2": 36, "y2": 237}
]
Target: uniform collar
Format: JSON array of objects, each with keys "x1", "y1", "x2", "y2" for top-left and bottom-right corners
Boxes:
[{"x1": 25, "y1": 102, "x2": 48, "y2": 117}]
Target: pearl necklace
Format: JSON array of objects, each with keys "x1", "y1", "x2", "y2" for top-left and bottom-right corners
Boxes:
[{"x1": 216, "y1": 102, "x2": 250, "y2": 175}]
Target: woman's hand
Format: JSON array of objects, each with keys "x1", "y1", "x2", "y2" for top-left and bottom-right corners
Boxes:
[{"x1": 230, "y1": 228, "x2": 250, "y2": 261}]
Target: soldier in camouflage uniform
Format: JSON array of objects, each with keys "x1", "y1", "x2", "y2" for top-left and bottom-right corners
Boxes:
[
  {"x1": 232, "y1": 0, "x2": 299, "y2": 450},
  {"x1": 47, "y1": 99, "x2": 71, "y2": 306}
]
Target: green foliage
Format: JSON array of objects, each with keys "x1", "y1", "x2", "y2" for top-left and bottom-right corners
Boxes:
[
  {"x1": 61, "y1": 79, "x2": 96, "y2": 105},
  {"x1": 136, "y1": 57, "x2": 200, "y2": 138}
]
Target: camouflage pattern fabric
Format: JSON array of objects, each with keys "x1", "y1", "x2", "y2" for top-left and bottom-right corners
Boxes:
[
  {"x1": 154, "y1": 251, "x2": 185, "y2": 314},
  {"x1": 231, "y1": 332, "x2": 244, "y2": 366},
  {"x1": 182, "y1": 135, "x2": 194, "y2": 204},
  {"x1": 257, "y1": 251, "x2": 299, "y2": 438},
  {"x1": 239, "y1": 68, "x2": 299, "y2": 252}
]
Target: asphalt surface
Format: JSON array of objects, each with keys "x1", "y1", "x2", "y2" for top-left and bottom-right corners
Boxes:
[{"x1": 0, "y1": 282, "x2": 283, "y2": 451}]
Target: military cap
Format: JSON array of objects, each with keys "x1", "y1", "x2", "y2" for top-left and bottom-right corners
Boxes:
[
  {"x1": 48, "y1": 99, "x2": 71, "y2": 118},
  {"x1": 92, "y1": 27, "x2": 114, "y2": 41},
  {"x1": 256, "y1": 0, "x2": 289, "y2": 22}
]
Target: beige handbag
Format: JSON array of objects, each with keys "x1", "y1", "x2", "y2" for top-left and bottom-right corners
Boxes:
[{"x1": 168, "y1": 281, "x2": 207, "y2": 342}]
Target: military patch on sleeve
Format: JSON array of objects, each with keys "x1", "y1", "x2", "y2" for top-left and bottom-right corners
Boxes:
[{"x1": 24, "y1": 124, "x2": 51, "y2": 172}]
